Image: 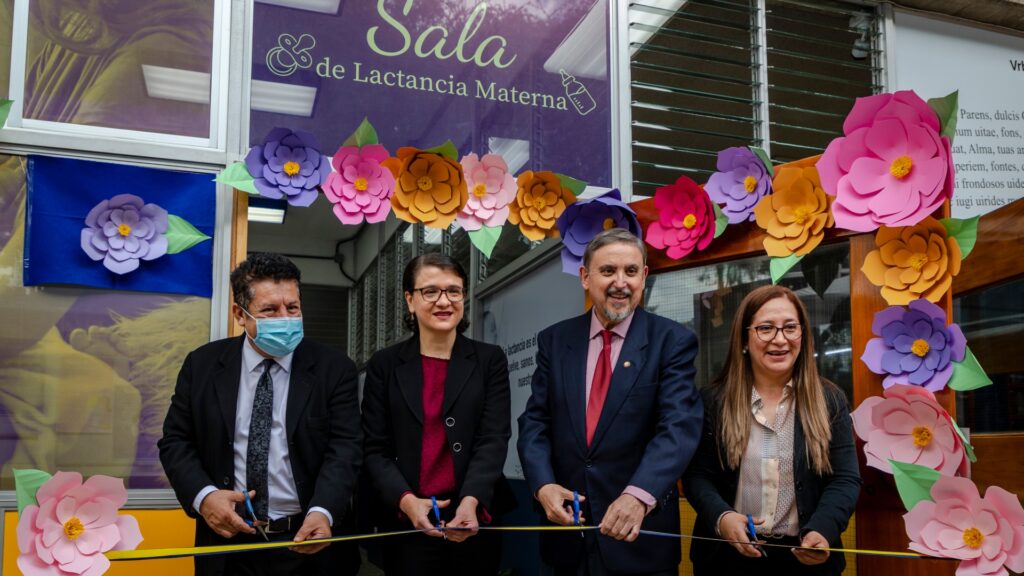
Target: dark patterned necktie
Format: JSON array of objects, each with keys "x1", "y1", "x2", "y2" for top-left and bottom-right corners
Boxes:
[{"x1": 246, "y1": 359, "x2": 273, "y2": 520}]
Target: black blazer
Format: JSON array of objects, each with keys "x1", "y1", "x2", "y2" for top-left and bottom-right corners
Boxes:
[
  {"x1": 158, "y1": 336, "x2": 362, "y2": 576},
  {"x1": 361, "y1": 334, "x2": 514, "y2": 521},
  {"x1": 517, "y1": 308, "x2": 703, "y2": 573},
  {"x1": 682, "y1": 381, "x2": 861, "y2": 575}
]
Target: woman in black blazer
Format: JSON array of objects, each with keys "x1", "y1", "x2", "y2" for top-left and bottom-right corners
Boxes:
[
  {"x1": 362, "y1": 252, "x2": 513, "y2": 575},
  {"x1": 682, "y1": 285, "x2": 860, "y2": 575}
]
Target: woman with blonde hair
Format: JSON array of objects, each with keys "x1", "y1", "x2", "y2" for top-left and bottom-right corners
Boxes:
[{"x1": 683, "y1": 284, "x2": 860, "y2": 575}]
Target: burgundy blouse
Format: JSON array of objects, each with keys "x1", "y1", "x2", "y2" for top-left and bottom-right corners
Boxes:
[{"x1": 418, "y1": 355, "x2": 456, "y2": 496}]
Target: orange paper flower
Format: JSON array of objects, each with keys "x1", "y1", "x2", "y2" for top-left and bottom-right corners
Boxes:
[
  {"x1": 508, "y1": 171, "x2": 577, "y2": 241},
  {"x1": 862, "y1": 216, "x2": 962, "y2": 305},
  {"x1": 753, "y1": 157, "x2": 833, "y2": 257},
  {"x1": 390, "y1": 147, "x2": 468, "y2": 229}
]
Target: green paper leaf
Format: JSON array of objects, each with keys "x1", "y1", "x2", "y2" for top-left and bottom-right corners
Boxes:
[
  {"x1": 948, "y1": 346, "x2": 993, "y2": 391},
  {"x1": 215, "y1": 162, "x2": 259, "y2": 195},
  {"x1": 468, "y1": 225, "x2": 503, "y2": 259},
  {"x1": 0, "y1": 99, "x2": 12, "y2": 128},
  {"x1": 556, "y1": 173, "x2": 587, "y2": 197},
  {"x1": 425, "y1": 140, "x2": 459, "y2": 162},
  {"x1": 890, "y1": 460, "x2": 941, "y2": 512},
  {"x1": 342, "y1": 117, "x2": 379, "y2": 148},
  {"x1": 748, "y1": 146, "x2": 774, "y2": 177},
  {"x1": 939, "y1": 215, "x2": 980, "y2": 260},
  {"x1": 165, "y1": 214, "x2": 212, "y2": 255},
  {"x1": 711, "y1": 202, "x2": 728, "y2": 239},
  {"x1": 927, "y1": 90, "x2": 959, "y2": 143},
  {"x1": 14, "y1": 469, "x2": 52, "y2": 514},
  {"x1": 952, "y1": 422, "x2": 977, "y2": 463},
  {"x1": 769, "y1": 253, "x2": 803, "y2": 284}
]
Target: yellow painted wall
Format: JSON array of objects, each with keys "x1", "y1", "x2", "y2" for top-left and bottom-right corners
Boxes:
[{"x1": 4, "y1": 509, "x2": 195, "y2": 575}]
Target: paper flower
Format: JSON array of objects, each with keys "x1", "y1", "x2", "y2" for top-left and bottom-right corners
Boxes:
[
  {"x1": 17, "y1": 472, "x2": 143, "y2": 576},
  {"x1": 862, "y1": 299, "x2": 967, "y2": 391},
  {"x1": 555, "y1": 189, "x2": 641, "y2": 274},
  {"x1": 852, "y1": 384, "x2": 969, "y2": 476},
  {"x1": 390, "y1": 147, "x2": 468, "y2": 229},
  {"x1": 455, "y1": 153, "x2": 516, "y2": 231},
  {"x1": 705, "y1": 147, "x2": 772, "y2": 223},
  {"x1": 817, "y1": 91, "x2": 954, "y2": 232},
  {"x1": 753, "y1": 157, "x2": 833, "y2": 257},
  {"x1": 322, "y1": 144, "x2": 395, "y2": 225},
  {"x1": 862, "y1": 216, "x2": 962, "y2": 305},
  {"x1": 645, "y1": 175, "x2": 716, "y2": 260},
  {"x1": 80, "y1": 194, "x2": 169, "y2": 275},
  {"x1": 245, "y1": 127, "x2": 330, "y2": 207},
  {"x1": 904, "y1": 475, "x2": 1024, "y2": 576},
  {"x1": 507, "y1": 171, "x2": 577, "y2": 241}
]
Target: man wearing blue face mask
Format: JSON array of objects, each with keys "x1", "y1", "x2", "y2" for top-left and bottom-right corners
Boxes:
[{"x1": 159, "y1": 252, "x2": 362, "y2": 576}]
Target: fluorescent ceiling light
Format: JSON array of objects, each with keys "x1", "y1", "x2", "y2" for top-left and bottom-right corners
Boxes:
[
  {"x1": 254, "y1": 0, "x2": 342, "y2": 15},
  {"x1": 143, "y1": 66, "x2": 318, "y2": 117},
  {"x1": 487, "y1": 137, "x2": 529, "y2": 175},
  {"x1": 248, "y1": 205, "x2": 286, "y2": 224},
  {"x1": 629, "y1": 1, "x2": 688, "y2": 56},
  {"x1": 543, "y1": 1, "x2": 607, "y2": 79}
]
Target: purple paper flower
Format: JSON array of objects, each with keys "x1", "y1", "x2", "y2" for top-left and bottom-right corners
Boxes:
[
  {"x1": 245, "y1": 128, "x2": 330, "y2": 207},
  {"x1": 862, "y1": 299, "x2": 967, "y2": 392},
  {"x1": 555, "y1": 189, "x2": 641, "y2": 275},
  {"x1": 80, "y1": 194, "x2": 168, "y2": 275},
  {"x1": 704, "y1": 147, "x2": 771, "y2": 224}
]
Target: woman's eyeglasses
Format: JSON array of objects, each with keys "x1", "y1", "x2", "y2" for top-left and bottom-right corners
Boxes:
[
  {"x1": 412, "y1": 286, "x2": 465, "y2": 303},
  {"x1": 748, "y1": 323, "x2": 802, "y2": 342}
]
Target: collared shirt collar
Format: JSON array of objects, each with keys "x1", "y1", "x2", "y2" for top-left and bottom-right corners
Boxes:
[
  {"x1": 750, "y1": 379, "x2": 794, "y2": 409},
  {"x1": 589, "y1": 309, "x2": 634, "y2": 341},
  {"x1": 242, "y1": 334, "x2": 294, "y2": 375}
]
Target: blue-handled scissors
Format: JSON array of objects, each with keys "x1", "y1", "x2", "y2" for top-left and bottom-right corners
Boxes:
[
  {"x1": 243, "y1": 491, "x2": 270, "y2": 542},
  {"x1": 746, "y1": 514, "x2": 766, "y2": 557},
  {"x1": 430, "y1": 496, "x2": 442, "y2": 529}
]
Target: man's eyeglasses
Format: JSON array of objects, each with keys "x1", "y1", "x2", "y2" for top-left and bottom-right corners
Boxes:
[
  {"x1": 748, "y1": 323, "x2": 802, "y2": 342},
  {"x1": 412, "y1": 286, "x2": 465, "y2": 303}
]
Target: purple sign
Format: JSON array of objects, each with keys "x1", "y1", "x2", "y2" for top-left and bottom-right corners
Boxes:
[{"x1": 250, "y1": 0, "x2": 612, "y2": 187}]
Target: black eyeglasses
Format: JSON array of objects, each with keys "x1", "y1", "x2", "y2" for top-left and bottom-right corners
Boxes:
[
  {"x1": 412, "y1": 286, "x2": 465, "y2": 303},
  {"x1": 748, "y1": 323, "x2": 802, "y2": 342}
]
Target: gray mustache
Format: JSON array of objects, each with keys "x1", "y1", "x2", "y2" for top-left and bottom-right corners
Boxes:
[{"x1": 606, "y1": 288, "x2": 632, "y2": 299}]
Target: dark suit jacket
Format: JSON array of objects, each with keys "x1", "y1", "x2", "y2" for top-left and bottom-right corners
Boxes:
[
  {"x1": 361, "y1": 334, "x2": 514, "y2": 522},
  {"x1": 158, "y1": 336, "x2": 362, "y2": 576},
  {"x1": 517, "y1": 308, "x2": 703, "y2": 573},
  {"x1": 682, "y1": 382, "x2": 861, "y2": 575}
]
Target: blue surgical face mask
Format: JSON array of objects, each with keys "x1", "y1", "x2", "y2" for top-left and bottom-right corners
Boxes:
[{"x1": 242, "y1": 308, "x2": 304, "y2": 357}]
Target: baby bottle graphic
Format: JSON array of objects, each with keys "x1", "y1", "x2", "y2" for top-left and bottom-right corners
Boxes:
[{"x1": 560, "y1": 69, "x2": 597, "y2": 116}]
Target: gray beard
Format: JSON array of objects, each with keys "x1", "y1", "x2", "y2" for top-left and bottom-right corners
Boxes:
[{"x1": 603, "y1": 305, "x2": 633, "y2": 324}]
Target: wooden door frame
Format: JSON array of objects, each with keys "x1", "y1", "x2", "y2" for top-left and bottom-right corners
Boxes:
[{"x1": 227, "y1": 190, "x2": 248, "y2": 337}]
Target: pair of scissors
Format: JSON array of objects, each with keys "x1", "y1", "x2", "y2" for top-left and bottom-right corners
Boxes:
[
  {"x1": 243, "y1": 491, "x2": 270, "y2": 542},
  {"x1": 746, "y1": 514, "x2": 766, "y2": 557}
]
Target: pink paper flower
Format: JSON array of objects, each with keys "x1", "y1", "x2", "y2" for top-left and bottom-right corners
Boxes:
[
  {"x1": 645, "y1": 176, "x2": 716, "y2": 260},
  {"x1": 817, "y1": 91, "x2": 954, "y2": 232},
  {"x1": 455, "y1": 153, "x2": 516, "y2": 231},
  {"x1": 852, "y1": 384, "x2": 969, "y2": 476},
  {"x1": 905, "y1": 475, "x2": 1024, "y2": 576},
  {"x1": 17, "y1": 472, "x2": 143, "y2": 576},
  {"x1": 322, "y1": 144, "x2": 396, "y2": 225}
]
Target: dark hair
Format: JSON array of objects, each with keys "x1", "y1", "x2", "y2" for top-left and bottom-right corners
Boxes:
[
  {"x1": 230, "y1": 253, "x2": 302, "y2": 311},
  {"x1": 582, "y1": 228, "x2": 647, "y2": 269},
  {"x1": 402, "y1": 253, "x2": 470, "y2": 333}
]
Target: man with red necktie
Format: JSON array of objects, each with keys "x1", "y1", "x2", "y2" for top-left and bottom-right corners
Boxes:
[{"x1": 518, "y1": 228, "x2": 703, "y2": 576}]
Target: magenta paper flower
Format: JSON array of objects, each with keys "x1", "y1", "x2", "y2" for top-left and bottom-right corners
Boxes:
[
  {"x1": 645, "y1": 176, "x2": 716, "y2": 260},
  {"x1": 80, "y1": 194, "x2": 168, "y2": 275},
  {"x1": 905, "y1": 475, "x2": 1024, "y2": 576},
  {"x1": 862, "y1": 299, "x2": 967, "y2": 392},
  {"x1": 705, "y1": 147, "x2": 771, "y2": 223},
  {"x1": 852, "y1": 384, "x2": 968, "y2": 476},
  {"x1": 245, "y1": 127, "x2": 330, "y2": 207},
  {"x1": 17, "y1": 472, "x2": 143, "y2": 576},
  {"x1": 455, "y1": 153, "x2": 516, "y2": 231},
  {"x1": 555, "y1": 189, "x2": 642, "y2": 275},
  {"x1": 322, "y1": 144, "x2": 395, "y2": 225},
  {"x1": 817, "y1": 91, "x2": 954, "y2": 232}
]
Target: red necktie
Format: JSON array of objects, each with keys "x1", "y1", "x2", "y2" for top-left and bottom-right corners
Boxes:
[{"x1": 586, "y1": 329, "x2": 614, "y2": 447}]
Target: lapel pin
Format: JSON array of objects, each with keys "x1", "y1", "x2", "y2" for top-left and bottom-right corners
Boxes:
[{"x1": 623, "y1": 361, "x2": 632, "y2": 368}]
